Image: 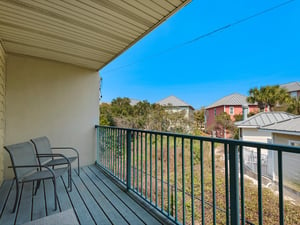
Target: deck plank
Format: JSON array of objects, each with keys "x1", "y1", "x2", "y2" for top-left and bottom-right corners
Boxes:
[
  {"x1": 78, "y1": 168, "x2": 127, "y2": 224},
  {"x1": 0, "y1": 182, "x2": 18, "y2": 225},
  {"x1": 83, "y1": 167, "x2": 146, "y2": 225},
  {"x1": 71, "y1": 170, "x2": 112, "y2": 225},
  {"x1": 88, "y1": 165, "x2": 162, "y2": 225},
  {"x1": 15, "y1": 182, "x2": 33, "y2": 225},
  {"x1": 56, "y1": 177, "x2": 73, "y2": 211},
  {"x1": 32, "y1": 181, "x2": 46, "y2": 221},
  {"x1": 0, "y1": 165, "x2": 168, "y2": 225},
  {"x1": 0, "y1": 180, "x2": 13, "y2": 216},
  {"x1": 64, "y1": 173, "x2": 95, "y2": 225}
]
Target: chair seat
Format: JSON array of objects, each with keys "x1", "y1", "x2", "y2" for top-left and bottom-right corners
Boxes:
[
  {"x1": 22, "y1": 167, "x2": 68, "y2": 182},
  {"x1": 44, "y1": 156, "x2": 77, "y2": 167}
]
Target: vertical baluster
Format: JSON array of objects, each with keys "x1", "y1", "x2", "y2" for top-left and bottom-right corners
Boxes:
[
  {"x1": 133, "y1": 132, "x2": 136, "y2": 190},
  {"x1": 212, "y1": 142, "x2": 216, "y2": 225},
  {"x1": 136, "y1": 132, "x2": 139, "y2": 192},
  {"x1": 278, "y1": 151, "x2": 284, "y2": 225},
  {"x1": 161, "y1": 134, "x2": 164, "y2": 211},
  {"x1": 200, "y1": 140, "x2": 205, "y2": 225},
  {"x1": 190, "y1": 139, "x2": 195, "y2": 225},
  {"x1": 182, "y1": 137, "x2": 185, "y2": 225},
  {"x1": 257, "y1": 147, "x2": 263, "y2": 225},
  {"x1": 145, "y1": 133, "x2": 148, "y2": 199},
  {"x1": 141, "y1": 132, "x2": 143, "y2": 196},
  {"x1": 126, "y1": 130, "x2": 132, "y2": 190},
  {"x1": 240, "y1": 145, "x2": 245, "y2": 225},
  {"x1": 224, "y1": 144, "x2": 229, "y2": 225},
  {"x1": 150, "y1": 134, "x2": 153, "y2": 203},
  {"x1": 174, "y1": 136, "x2": 178, "y2": 222},
  {"x1": 155, "y1": 134, "x2": 158, "y2": 207},
  {"x1": 167, "y1": 135, "x2": 170, "y2": 216}
]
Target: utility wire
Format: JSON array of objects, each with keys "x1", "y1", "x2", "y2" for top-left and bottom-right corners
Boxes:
[{"x1": 102, "y1": 0, "x2": 296, "y2": 73}]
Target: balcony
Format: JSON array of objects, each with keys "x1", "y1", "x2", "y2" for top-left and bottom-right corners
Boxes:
[
  {"x1": 0, "y1": 126, "x2": 300, "y2": 224},
  {"x1": 0, "y1": 164, "x2": 166, "y2": 225}
]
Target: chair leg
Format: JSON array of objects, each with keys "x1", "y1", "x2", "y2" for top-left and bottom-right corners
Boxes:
[
  {"x1": 52, "y1": 178, "x2": 57, "y2": 211},
  {"x1": 77, "y1": 159, "x2": 80, "y2": 176},
  {"x1": 68, "y1": 166, "x2": 72, "y2": 192},
  {"x1": 12, "y1": 179, "x2": 19, "y2": 213},
  {"x1": 34, "y1": 180, "x2": 41, "y2": 195}
]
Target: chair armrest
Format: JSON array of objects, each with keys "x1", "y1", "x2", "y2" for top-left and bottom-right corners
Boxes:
[
  {"x1": 36, "y1": 153, "x2": 71, "y2": 166},
  {"x1": 51, "y1": 147, "x2": 79, "y2": 158},
  {"x1": 8, "y1": 165, "x2": 56, "y2": 177}
]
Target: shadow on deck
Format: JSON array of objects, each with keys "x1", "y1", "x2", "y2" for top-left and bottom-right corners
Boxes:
[{"x1": 0, "y1": 165, "x2": 166, "y2": 225}]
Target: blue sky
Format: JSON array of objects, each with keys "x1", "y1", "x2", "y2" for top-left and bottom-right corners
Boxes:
[{"x1": 100, "y1": 0, "x2": 299, "y2": 109}]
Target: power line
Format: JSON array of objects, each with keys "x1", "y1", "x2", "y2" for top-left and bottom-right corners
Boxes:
[{"x1": 102, "y1": 0, "x2": 296, "y2": 74}]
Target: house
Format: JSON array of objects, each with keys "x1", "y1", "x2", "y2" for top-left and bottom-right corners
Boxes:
[
  {"x1": 260, "y1": 117, "x2": 300, "y2": 187},
  {"x1": 280, "y1": 81, "x2": 300, "y2": 99},
  {"x1": 156, "y1": 95, "x2": 194, "y2": 120},
  {"x1": 205, "y1": 93, "x2": 259, "y2": 137},
  {"x1": 235, "y1": 111, "x2": 296, "y2": 143}
]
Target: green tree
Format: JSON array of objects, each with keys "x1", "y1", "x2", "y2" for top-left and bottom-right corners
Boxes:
[
  {"x1": 111, "y1": 97, "x2": 133, "y2": 117},
  {"x1": 99, "y1": 103, "x2": 114, "y2": 126},
  {"x1": 287, "y1": 97, "x2": 300, "y2": 115},
  {"x1": 247, "y1": 85, "x2": 291, "y2": 111},
  {"x1": 132, "y1": 100, "x2": 151, "y2": 129},
  {"x1": 214, "y1": 112, "x2": 235, "y2": 138},
  {"x1": 194, "y1": 107, "x2": 205, "y2": 129}
]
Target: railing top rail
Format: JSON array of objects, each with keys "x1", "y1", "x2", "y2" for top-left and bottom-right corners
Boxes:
[{"x1": 95, "y1": 125, "x2": 300, "y2": 154}]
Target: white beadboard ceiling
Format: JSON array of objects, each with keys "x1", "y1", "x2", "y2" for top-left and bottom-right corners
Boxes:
[{"x1": 0, "y1": 0, "x2": 190, "y2": 70}]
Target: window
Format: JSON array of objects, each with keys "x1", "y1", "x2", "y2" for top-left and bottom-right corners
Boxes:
[
  {"x1": 289, "y1": 140, "x2": 300, "y2": 147},
  {"x1": 290, "y1": 91, "x2": 297, "y2": 98},
  {"x1": 229, "y1": 106, "x2": 234, "y2": 115},
  {"x1": 214, "y1": 108, "x2": 216, "y2": 116}
]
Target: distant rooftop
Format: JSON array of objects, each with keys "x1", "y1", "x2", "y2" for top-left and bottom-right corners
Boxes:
[
  {"x1": 235, "y1": 112, "x2": 296, "y2": 128},
  {"x1": 156, "y1": 95, "x2": 194, "y2": 110},
  {"x1": 260, "y1": 116, "x2": 300, "y2": 135},
  {"x1": 280, "y1": 81, "x2": 300, "y2": 93},
  {"x1": 206, "y1": 93, "x2": 256, "y2": 109},
  {"x1": 129, "y1": 99, "x2": 141, "y2": 106}
]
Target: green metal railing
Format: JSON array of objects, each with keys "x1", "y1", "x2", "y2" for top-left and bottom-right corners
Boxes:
[{"x1": 95, "y1": 125, "x2": 300, "y2": 225}]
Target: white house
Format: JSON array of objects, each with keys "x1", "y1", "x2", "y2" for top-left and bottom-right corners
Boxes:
[{"x1": 260, "y1": 116, "x2": 300, "y2": 185}]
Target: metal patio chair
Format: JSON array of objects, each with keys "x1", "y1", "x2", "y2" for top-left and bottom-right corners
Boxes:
[
  {"x1": 4, "y1": 141, "x2": 69, "y2": 213},
  {"x1": 31, "y1": 136, "x2": 80, "y2": 191}
]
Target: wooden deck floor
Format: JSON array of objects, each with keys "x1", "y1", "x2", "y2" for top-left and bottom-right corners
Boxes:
[{"x1": 0, "y1": 165, "x2": 164, "y2": 225}]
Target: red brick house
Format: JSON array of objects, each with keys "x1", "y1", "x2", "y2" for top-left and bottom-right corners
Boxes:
[{"x1": 205, "y1": 93, "x2": 260, "y2": 137}]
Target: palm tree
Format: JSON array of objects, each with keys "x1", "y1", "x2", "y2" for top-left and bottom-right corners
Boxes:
[
  {"x1": 287, "y1": 97, "x2": 300, "y2": 115},
  {"x1": 247, "y1": 85, "x2": 291, "y2": 111}
]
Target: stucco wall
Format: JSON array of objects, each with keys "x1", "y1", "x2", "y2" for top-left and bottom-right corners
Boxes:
[
  {"x1": 0, "y1": 43, "x2": 6, "y2": 184},
  {"x1": 4, "y1": 54, "x2": 99, "y2": 178},
  {"x1": 241, "y1": 128, "x2": 272, "y2": 143}
]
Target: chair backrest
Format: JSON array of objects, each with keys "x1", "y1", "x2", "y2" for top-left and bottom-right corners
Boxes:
[
  {"x1": 4, "y1": 142, "x2": 38, "y2": 179},
  {"x1": 31, "y1": 136, "x2": 53, "y2": 165}
]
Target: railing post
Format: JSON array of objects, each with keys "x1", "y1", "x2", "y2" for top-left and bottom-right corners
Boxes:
[
  {"x1": 229, "y1": 143, "x2": 240, "y2": 225},
  {"x1": 126, "y1": 130, "x2": 132, "y2": 191}
]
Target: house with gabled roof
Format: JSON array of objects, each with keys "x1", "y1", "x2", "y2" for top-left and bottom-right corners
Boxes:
[
  {"x1": 156, "y1": 95, "x2": 194, "y2": 121},
  {"x1": 236, "y1": 111, "x2": 296, "y2": 143},
  {"x1": 259, "y1": 116, "x2": 300, "y2": 187},
  {"x1": 205, "y1": 93, "x2": 259, "y2": 137},
  {"x1": 280, "y1": 81, "x2": 300, "y2": 99}
]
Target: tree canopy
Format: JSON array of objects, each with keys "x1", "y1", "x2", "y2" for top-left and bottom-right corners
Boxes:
[{"x1": 247, "y1": 85, "x2": 291, "y2": 111}]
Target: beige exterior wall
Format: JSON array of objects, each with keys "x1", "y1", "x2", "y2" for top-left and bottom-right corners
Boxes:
[
  {"x1": 0, "y1": 43, "x2": 6, "y2": 185},
  {"x1": 241, "y1": 128, "x2": 272, "y2": 143},
  {"x1": 272, "y1": 133, "x2": 300, "y2": 145},
  {"x1": 4, "y1": 54, "x2": 99, "y2": 178}
]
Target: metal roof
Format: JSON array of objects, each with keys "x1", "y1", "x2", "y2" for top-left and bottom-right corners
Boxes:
[
  {"x1": 206, "y1": 93, "x2": 256, "y2": 109},
  {"x1": 0, "y1": 0, "x2": 190, "y2": 70},
  {"x1": 260, "y1": 116, "x2": 300, "y2": 134},
  {"x1": 235, "y1": 112, "x2": 296, "y2": 128},
  {"x1": 156, "y1": 95, "x2": 194, "y2": 109},
  {"x1": 280, "y1": 81, "x2": 300, "y2": 93}
]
